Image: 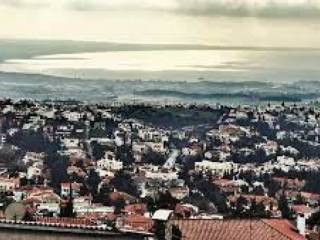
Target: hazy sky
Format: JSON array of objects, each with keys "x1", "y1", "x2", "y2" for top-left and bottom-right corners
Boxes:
[{"x1": 1, "y1": 0, "x2": 320, "y2": 47}]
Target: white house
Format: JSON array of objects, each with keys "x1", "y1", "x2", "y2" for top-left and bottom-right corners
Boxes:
[
  {"x1": 195, "y1": 160, "x2": 236, "y2": 176},
  {"x1": 60, "y1": 182, "x2": 81, "y2": 198},
  {"x1": 97, "y1": 151, "x2": 123, "y2": 171}
]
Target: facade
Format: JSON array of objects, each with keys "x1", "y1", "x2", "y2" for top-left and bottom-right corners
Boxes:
[
  {"x1": 97, "y1": 151, "x2": 123, "y2": 171},
  {"x1": 0, "y1": 177, "x2": 20, "y2": 192},
  {"x1": 194, "y1": 160, "x2": 235, "y2": 176}
]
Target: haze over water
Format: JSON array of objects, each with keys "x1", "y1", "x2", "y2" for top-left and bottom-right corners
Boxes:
[
  {"x1": 1, "y1": 0, "x2": 320, "y2": 104},
  {"x1": 2, "y1": 49, "x2": 320, "y2": 83}
]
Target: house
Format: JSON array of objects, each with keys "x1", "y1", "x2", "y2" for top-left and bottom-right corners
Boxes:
[
  {"x1": 143, "y1": 167, "x2": 179, "y2": 181},
  {"x1": 62, "y1": 111, "x2": 83, "y2": 122},
  {"x1": 166, "y1": 219, "x2": 305, "y2": 240},
  {"x1": 153, "y1": 209, "x2": 173, "y2": 221},
  {"x1": 273, "y1": 177, "x2": 306, "y2": 191},
  {"x1": 118, "y1": 214, "x2": 154, "y2": 233},
  {"x1": 37, "y1": 202, "x2": 60, "y2": 216},
  {"x1": 123, "y1": 203, "x2": 147, "y2": 216},
  {"x1": 0, "y1": 177, "x2": 20, "y2": 192},
  {"x1": 61, "y1": 138, "x2": 80, "y2": 150},
  {"x1": 168, "y1": 186, "x2": 189, "y2": 200},
  {"x1": 212, "y1": 179, "x2": 247, "y2": 195},
  {"x1": 60, "y1": 182, "x2": 81, "y2": 198},
  {"x1": 291, "y1": 204, "x2": 318, "y2": 219},
  {"x1": 75, "y1": 204, "x2": 115, "y2": 218},
  {"x1": 228, "y1": 194, "x2": 279, "y2": 214},
  {"x1": 22, "y1": 152, "x2": 46, "y2": 165},
  {"x1": 27, "y1": 163, "x2": 43, "y2": 180},
  {"x1": 217, "y1": 124, "x2": 248, "y2": 143},
  {"x1": 25, "y1": 187, "x2": 60, "y2": 203},
  {"x1": 174, "y1": 204, "x2": 199, "y2": 218},
  {"x1": 97, "y1": 151, "x2": 123, "y2": 171},
  {"x1": 195, "y1": 160, "x2": 236, "y2": 176},
  {"x1": 255, "y1": 141, "x2": 278, "y2": 156}
]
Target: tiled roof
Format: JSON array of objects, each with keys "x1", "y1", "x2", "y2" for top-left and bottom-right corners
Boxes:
[
  {"x1": 300, "y1": 192, "x2": 320, "y2": 201},
  {"x1": 123, "y1": 214, "x2": 154, "y2": 232},
  {"x1": 170, "y1": 219, "x2": 305, "y2": 240},
  {"x1": 123, "y1": 203, "x2": 147, "y2": 215},
  {"x1": 291, "y1": 204, "x2": 313, "y2": 215},
  {"x1": 263, "y1": 219, "x2": 305, "y2": 240}
]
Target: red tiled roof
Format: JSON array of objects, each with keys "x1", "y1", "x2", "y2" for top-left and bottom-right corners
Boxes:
[
  {"x1": 175, "y1": 204, "x2": 195, "y2": 218},
  {"x1": 300, "y1": 192, "x2": 320, "y2": 201},
  {"x1": 123, "y1": 204, "x2": 147, "y2": 215},
  {"x1": 212, "y1": 179, "x2": 234, "y2": 187},
  {"x1": 263, "y1": 219, "x2": 305, "y2": 240},
  {"x1": 170, "y1": 219, "x2": 305, "y2": 240},
  {"x1": 123, "y1": 214, "x2": 154, "y2": 232},
  {"x1": 228, "y1": 194, "x2": 277, "y2": 206},
  {"x1": 291, "y1": 204, "x2": 313, "y2": 215},
  {"x1": 108, "y1": 191, "x2": 136, "y2": 203}
]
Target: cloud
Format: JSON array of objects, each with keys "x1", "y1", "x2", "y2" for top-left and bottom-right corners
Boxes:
[
  {"x1": 1, "y1": 0, "x2": 320, "y2": 18},
  {"x1": 0, "y1": 0, "x2": 49, "y2": 8},
  {"x1": 176, "y1": 0, "x2": 320, "y2": 18}
]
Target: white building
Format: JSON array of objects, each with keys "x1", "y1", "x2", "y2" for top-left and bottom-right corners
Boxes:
[
  {"x1": 97, "y1": 151, "x2": 123, "y2": 171},
  {"x1": 277, "y1": 156, "x2": 295, "y2": 166},
  {"x1": 22, "y1": 152, "x2": 46, "y2": 165},
  {"x1": 75, "y1": 204, "x2": 115, "y2": 216},
  {"x1": 27, "y1": 164, "x2": 43, "y2": 179},
  {"x1": 62, "y1": 111, "x2": 83, "y2": 122},
  {"x1": 195, "y1": 160, "x2": 236, "y2": 176},
  {"x1": 37, "y1": 203, "x2": 60, "y2": 216},
  {"x1": 60, "y1": 182, "x2": 81, "y2": 198}
]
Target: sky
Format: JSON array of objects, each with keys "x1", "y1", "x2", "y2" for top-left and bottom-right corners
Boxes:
[{"x1": 0, "y1": 0, "x2": 320, "y2": 47}]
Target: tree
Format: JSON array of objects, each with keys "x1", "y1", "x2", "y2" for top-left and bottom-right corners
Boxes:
[
  {"x1": 278, "y1": 195, "x2": 292, "y2": 219},
  {"x1": 196, "y1": 180, "x2": 229, "y2": 213},
  {"x1": 172, "y1": 225, "x2": 182, "y2": 240},
  {"x1": 295, "y1": 193, "x2": 305, "y2": 205},
  {"x1": 234, "y1": 196, "x2": 248, "y2": 217},
  {"x1": 252, "y1": 186, "x2": 265, "y2": 196},
  {"x1": 48, "y1": 154, "x2": 68, "y2": 190},
  {"x1": 250, "y1": 200, "x2": 269, "y2": 218},
  {"x1": 143, "y1": 196, "x2": 157, "y2": 213},
  {"x1": 142, "y1": 150, "x2": 166, "y2": 166},
  {"x1": 110, "y1": 170, "x2": 138, "y2": 197},
  {"x1": 307, "y1": 211, "x2": 320, "y2": 227},
  {"x1": 91, "y1": 142, "x2": 106, "y2": 160},
  {"x1": 156, "y1": 191, "x2": 178, "y2": 210},
  {"x1": 87, "y1": 169, "x2": 100, "y2": 197}
]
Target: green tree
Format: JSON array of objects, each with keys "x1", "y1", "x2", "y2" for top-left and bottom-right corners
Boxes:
[{"x1": 278, "y1": 195, "x2": 292, "y2": 219}]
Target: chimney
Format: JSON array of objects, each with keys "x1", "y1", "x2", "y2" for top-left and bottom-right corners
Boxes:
[{"x1": 296, "y1": 214, "x2": 306, "y2": 236}]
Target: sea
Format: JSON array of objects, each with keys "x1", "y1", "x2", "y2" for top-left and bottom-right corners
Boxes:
[{"x1": 1, "y1": 39, "x2": 320, "y2": 105}]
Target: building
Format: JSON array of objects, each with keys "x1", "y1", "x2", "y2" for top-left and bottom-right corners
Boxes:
[
  {"x1": 194, "y1": 160, "x2": 236, "y2": 176},
  {"x1": 166, "y1": 219, "x2": 305, "y2": 240},
  {"x1": 97, "y1": 151, "x2": 123, "y2": 171},
  {"x1": 0, "y1": 177, "x2": 20, "y2": 192},
  {"x1": 60, "y1": 182, "x2": 81, "y2": 198}
]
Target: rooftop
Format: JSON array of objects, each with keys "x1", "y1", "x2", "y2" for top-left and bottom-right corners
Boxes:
[{"x1": 170, "y1": 219, "x2": 305, "y2": 240}]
